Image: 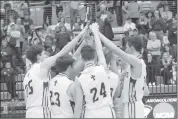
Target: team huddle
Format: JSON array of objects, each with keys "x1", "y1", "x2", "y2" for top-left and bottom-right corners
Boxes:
[{"x1": 23, "y1": 23, "x2": 149, "y2": 118}]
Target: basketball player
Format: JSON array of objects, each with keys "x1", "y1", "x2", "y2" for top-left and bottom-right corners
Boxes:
[
  {"x1": 23, "y1": 24, "x2": 89, "y2": 118},
  {"x1": 74, "y1": 24, "x2": 115, "y2": 118},
  {"x1": 103, "y1": 48, "x2": 121, "y2": 100},
  {"x1": 49, "y1": 54, "x2": 76, "y2": 118},
  {"x1": 95, "y1": 23, "x2": 148, "y2": 118},
  {"x1": 49, "y1": 35, "x2": 92, "y2": 118}
]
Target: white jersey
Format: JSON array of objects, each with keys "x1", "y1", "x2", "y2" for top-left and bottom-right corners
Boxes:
[
  {"x1": 49, "y1": 73, "x2": 74, "y2": 118},
  {"x1": 121, "y1": 58, "x2": 146, "y2": 103},
  {"x1": 23, "y1": 63, "x2": 51, "y2": 110},
  {"x1": 77, "y1": 64, "x2": 113, "y2": 111},
  {"x1": 107, "y1": 70, "x2": 119, "y2": 98}
]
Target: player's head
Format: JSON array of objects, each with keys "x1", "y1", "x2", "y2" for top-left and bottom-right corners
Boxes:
[
  {"x1": 81, "y1": 45, "x2": 96, "y2": 62},
  {"x1": 103, "y1": 47, "x2": 112, "y2": 65},
  {"x1": 55, "y1": 54, "x2": 75, "y2": 74},
  {"x1": 126, "y1": 36, "x2": 143, "y2": 54},
  {"x1": 26, "y1": 45, "x2": 48, "y2": 64}
]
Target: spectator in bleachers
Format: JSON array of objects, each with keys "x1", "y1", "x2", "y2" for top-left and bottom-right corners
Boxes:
[
  {"x1": 56, "y1": 26, "x2": 71, "y2": 50},
  {"x1": 69, "y1": 1, "x2": 81, "y2": 30},
  {"x1": 23, "y1": 14, "x2": 33, "y2": 34},
  {"x1": 146, "y1": 53, "x2": 156, "y2": 86},
  {"x1": 150, "y1": 10, "x2": 167, "y2": 42},
  {"x1": 1, "y1": 19, "x2": 6, "y2": 39},
  {"x1": 136, "y1": 12, "x2": 149, "y2": 35},
  {"x1": 1, "y1": 62, "x2": 19, "y2": 101},
  {"x1": 122, "y1": 0, "x2": 140, "y2": 24},
  {"x1": 15, "y1": 18, "x2": 25, "y2": 53},
  {"x1": 1, "y1": 40, "x2": 12, "y2": 66},
  {"x1": 147, "y1": 32, "x2": 161, "y2": 74},
  {"x1": 73, "y1": 16, "x2": 84, "y2": 31},
  {"x1": 28, "y1": 30, "x2": 43, "y2": 46},
  {"x1": 97, "y1": 3, "x2": 114, "y2": 41},
  {"x1": 18, "y1": 1, "x2": 29, "y2": 20},
  {"x1": 55, "y1": 1, "x2": 63, "y2": 18},
  {"x1": 161, "y1": 5, "x2": 173, "y2": 21},
  {"x1": 168, "y1": 18, "x2": 177, "y2": 61},
  {"x1": 3, "y1": 3, "x2": 19, "y2": 26},
  {"x1": 146, "y1": 10, "x2": 154, "y2": 29},
  {"x1": 161, "y1": 52, "x2": 173, "y2": 85},
  {"x1": 123, "y1": 17, "x2": 136, "y2": 31},
  {"x1": 43, "y1": 0, "x2": 52, "y2": 25},
  {"x1": 57, "y1": 17, "x2": 71, "y2": 31}
]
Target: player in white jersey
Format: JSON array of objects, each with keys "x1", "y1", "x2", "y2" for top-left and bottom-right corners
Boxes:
[
  {"x1": 103, "y1": 48, "x2": 121, "y2": 99},
  {"x1": 97, "y1": 25, "x2": 149, "y2": 118},
  {"x1": 49, "y1": 54, "x2": 76, "y2": 118},
  {"x1": 23, "y1": 24, "x2": 89, "y2": 118},
  {"x1": 74, "y1": 24, "x2": 115, "y2": 118}
]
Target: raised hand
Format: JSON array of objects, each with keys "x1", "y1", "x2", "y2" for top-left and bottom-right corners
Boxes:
[{"x1": 89, "y1": 23, "x2": 99, "y2": 34}]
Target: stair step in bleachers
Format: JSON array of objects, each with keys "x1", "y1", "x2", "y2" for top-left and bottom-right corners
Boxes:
[
  {"x1": 1, "y1": 91, "x2": 24, "y2": 101},
  {"x1": 0, "y1": 82, "x2": 24, "y2": 92}
]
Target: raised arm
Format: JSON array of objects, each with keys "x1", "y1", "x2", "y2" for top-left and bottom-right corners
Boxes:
[
  {"x1": 110, "y1": 53, "x2": 119, "y2": 74},
  {"x1": 41, "y1": 24, "x2": 89, "y2": 70},
  {"x1": 90, "y1": 23, "x2": 107, "y2": 68},
  {"x1": 40, "y1": 25, "x2": 89, "y2": 79},
  {"x1": 98, "y1": 32, "x2": 141, "y2": 68}
]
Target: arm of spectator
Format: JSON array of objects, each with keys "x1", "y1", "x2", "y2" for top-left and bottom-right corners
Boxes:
[
  {"x1": 152, "y1": 40, "x2": 161, "y2": 49},
  {"x1": 160, "y1": 18, "x2": 167, "y2": 33},
  {"x1": 122, "y1": 4, "x2": 128, "y2": 14},
  {"x1": 147, "y1": 41, "x2": 154, "y2": 51}
]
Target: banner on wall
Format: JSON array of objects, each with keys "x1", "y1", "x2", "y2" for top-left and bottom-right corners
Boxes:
[{"x1": 144, "y1": 95, "x2": 177, "y2": 119}]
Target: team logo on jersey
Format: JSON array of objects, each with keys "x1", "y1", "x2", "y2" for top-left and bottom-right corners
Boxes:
[
  {"x1": 153, "y1": 102, "x2": 175, "y2": 118},
  {"x1": 144, "y1": 105, "x2": 152, "y2": 118}
]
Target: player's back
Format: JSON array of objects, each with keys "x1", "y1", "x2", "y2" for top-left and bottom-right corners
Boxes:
[
  {"x1": 107, "y1": 70, "x2": 119, "y2": 98},
  {"x1": 78, "y1": 65, "x2": 115, "y2": 118},
  {"x1": 23, "y1": 63, "x2": 51, "y2": 118},
  {"x1": 49, "y1": 73, "x2": 74, "y2": 118}
]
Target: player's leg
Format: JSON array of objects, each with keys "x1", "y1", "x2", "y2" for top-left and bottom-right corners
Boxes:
[
  {"x1": 134, "y1": 101, "x2": 144, "y2": 118},
  {"x1": 84, "y1": 106, "x2": 116, "y2": 118},
  {"x1": 123, "y1": 103, "x2": 129, "y2": 118}
]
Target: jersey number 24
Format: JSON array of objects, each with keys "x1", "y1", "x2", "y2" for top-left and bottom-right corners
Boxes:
[{"x1": 90, "y1": 82, "x2": 107, "y2": 103}]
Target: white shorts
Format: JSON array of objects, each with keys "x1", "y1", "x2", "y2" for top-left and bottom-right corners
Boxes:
[
  {"x1": 52, "y1": 114, "x2": 73, "y2": 118},
  {"x1": 82, "y1": 106, "x2": 116, "y2": 118},
  {"x1": 26, "y1": 106, "x2": 51, "y2": 118},
  {"x1": 123, "y1": 100, "x2": 144, "y2": 118}
]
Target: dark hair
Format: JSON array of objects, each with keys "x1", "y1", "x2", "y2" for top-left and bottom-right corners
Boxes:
[
  {"x1": 43, "y1": 22, "x2": 49, "y2": 29},
  {"x1": 127, "y1": 36, "x2": 143, "y2": 53},
  {"x1": 81, "y1": 45, "x2": 95, "y2": 61},
  {"x1": 26, "y1": 45, "x2": 44, "y2": 64},
  {"x1": 55, "y1": 55, "x2": 75, "y2": 72},
  {"x1": 29, "y1": 30, "x2": 42, "y2": 46},
  {"x1": 146, "y1": 10, "x2": 154, "y2": 18}
]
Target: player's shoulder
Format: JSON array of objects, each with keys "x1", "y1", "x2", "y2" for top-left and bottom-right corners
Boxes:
[
  {"x1": 109, "y1": 70, "x2": 119, "y2": 78},
  {"x1": 94, "y1": 65, "x2": 106, "y2": 72}
]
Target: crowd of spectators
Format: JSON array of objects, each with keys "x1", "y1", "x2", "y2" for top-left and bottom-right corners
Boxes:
[{"x1": 0, "y1": 1, "x2": 177, "y2": 101}]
